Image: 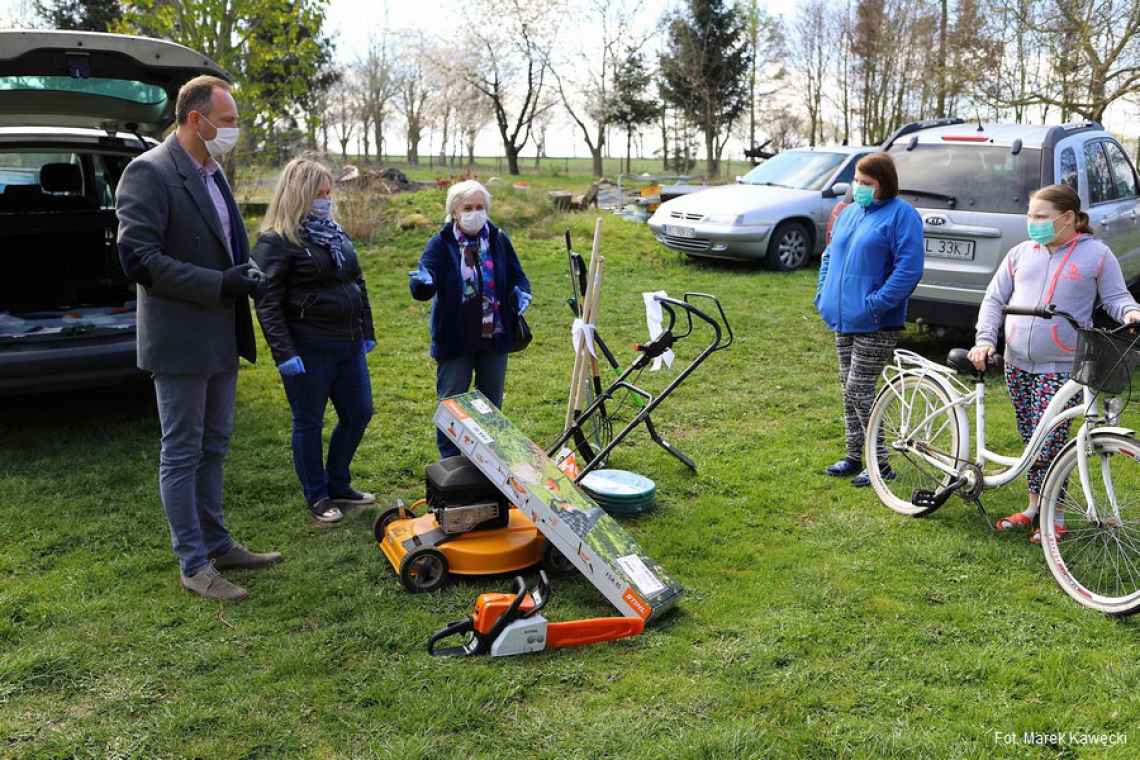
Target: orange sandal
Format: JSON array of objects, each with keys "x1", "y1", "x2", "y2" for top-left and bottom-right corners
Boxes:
[
  {"x1": 995, "y1": 512, "x2": 1033, "y2": 531},
  {"x1": 1030, "y1": 525, "x2": 1067, "y2": 545}
]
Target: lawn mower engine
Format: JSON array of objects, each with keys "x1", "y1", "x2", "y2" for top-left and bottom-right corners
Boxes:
[{"x1": 426, "y1": 455, "x2": 510, "y2": 535}]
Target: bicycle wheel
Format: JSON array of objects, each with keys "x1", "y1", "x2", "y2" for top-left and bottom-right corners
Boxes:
[
  {"x1": 865, "y1": 375, "x2": 967, "y2": 516},
  {"x1": 1039, "y1": 432, "x2": 1140, "y2": 616}
]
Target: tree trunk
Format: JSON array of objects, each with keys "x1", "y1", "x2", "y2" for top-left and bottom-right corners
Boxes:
[
  {"x1": 704, "y1": 129, "x2": 717, "y2": 177},
  {"x1": 589, "y1": 147, "x2": 603, "y2": 177},
  {"x1": 625, "y1": 128, "x2": 633, "y2": 174},
  {"x1": 936, "y1": 0, "x2": 947, "y2": 117},
  {"x1": 374, "y1": 119, "x2": 383, "y2": 163},
  {"x1": 338, "y1": 138, "x2": 349, "y2": 160},
  {"x1": 660, "y1": 107, "x2": 669, "y2": 171},
  {"x1": 506, "y1": 145, "x2": 520, "y2": 175}
]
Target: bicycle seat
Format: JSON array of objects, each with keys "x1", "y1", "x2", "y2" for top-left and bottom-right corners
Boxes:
[{"x1": 946, "y1": 348, "x2": 1003, "y2": 379}]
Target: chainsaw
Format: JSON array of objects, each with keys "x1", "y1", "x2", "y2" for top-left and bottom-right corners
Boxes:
[{"x1": 427, "y1": 571, "x2": 644, "y2": 657}]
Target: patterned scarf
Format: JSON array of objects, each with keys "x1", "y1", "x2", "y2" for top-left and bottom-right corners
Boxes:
[
  {"x1": 454, "y1": 223, "x2": 499, "y2": 338},
  {"x1": 300, "y1": 214, "x2": 348, "y2": 269}
]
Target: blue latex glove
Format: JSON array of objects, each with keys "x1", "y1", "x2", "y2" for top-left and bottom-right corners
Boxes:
[
  {"x1": 408, "y1": 268, "x2": 433, "y2": 287},
  {"x1": 278, "y1": 356, "x2": 305, "y2": 376},
  {"x1": 363, "y1": 339, "x2": 376, "y2": 354},
  {"x1": 514, "y1": 286, "x2": 532, "y2": 314}
]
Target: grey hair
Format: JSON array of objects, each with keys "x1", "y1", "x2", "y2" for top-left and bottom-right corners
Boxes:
[{"x1": 444, "y1": 179, "x2": 492, "y2": 222}]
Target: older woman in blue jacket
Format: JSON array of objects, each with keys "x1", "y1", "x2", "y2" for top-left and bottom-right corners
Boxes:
[
  {"x1": 409, "y1": 180, "x2": 532, "y2": 457},
  {"x1": 815, "y1": 152, "x2": 924, "y2": 487}
]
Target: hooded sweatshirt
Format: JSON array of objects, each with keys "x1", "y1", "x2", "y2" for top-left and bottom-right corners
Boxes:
[{"x1": 975, "y1": 234, "x2": 1140, "y2": 374}]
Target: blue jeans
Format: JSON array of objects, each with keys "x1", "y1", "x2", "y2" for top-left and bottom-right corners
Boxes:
[
  {"x1": 435, "y1": 348, "x2": 508, "y2": 457},
  {"x1": 281, "y1": 337, "x2": 373, "y2": 507},
  {"x1": 154, "y1": 369, "x2": 238, "y2": 576}
]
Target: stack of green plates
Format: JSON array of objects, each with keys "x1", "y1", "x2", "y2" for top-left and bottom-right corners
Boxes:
[{"x1": 580, "y1": 469, "x2": 656, "y2": 515}]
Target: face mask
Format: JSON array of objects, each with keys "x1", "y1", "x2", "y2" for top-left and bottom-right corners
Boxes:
[
  {"x1": 1027, "y1": 213, "x2": 1069, "y2": 246},
  {"x1": 458, "y1": 209, "x2": 487, "y2": 234},
  {"x1": 196, "y1": 114, "x2": 240, "y2": 159},
  {"x1": 852, "y1": 182, "x2": 875, "y2": 208},
  {"x1": 310, "y1": 197, "x2": 333, "y2": 219}
]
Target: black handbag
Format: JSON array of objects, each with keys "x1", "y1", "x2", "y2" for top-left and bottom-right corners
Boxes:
[{"x1": 510, "y1": 312, "x2": 533, "y2": 353}]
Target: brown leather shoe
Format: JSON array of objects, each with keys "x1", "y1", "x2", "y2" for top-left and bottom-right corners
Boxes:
[
  {"x1": 180, "y1": 564, "x2": 248, "y2": 601},
  {"x1": 210, "y1": 542, "x2": 282, "y2": 571}
]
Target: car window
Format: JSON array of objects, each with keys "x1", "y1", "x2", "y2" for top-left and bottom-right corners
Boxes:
[
  {"x1": 739, "y1": 151, "x2": 848, "y2": 190},
  {"x1": 1059, "y1": 147, "x2": 1078, "y2": 193},
  {"x1": 0, "y1": 151, "x2": 82, "y2": 194},
  {"x1": 833, "y1": 153, "x2": 868, "y2": 185},
  {"x1": 886, "y1": 143, "x2": 1042, "y2": 213},
  {"x1": 1103, "y1": 141, "x2": 1138, "y2": 200},
  {"x1": 0, "y1": 76, "x2": 167, "y2": 105},
  {"x1": 93, "y1": 154, "x2": 132, "y2": 209},
  {"x1": 1084, "y1": 141, "x2": 1116, "y2": 205}
]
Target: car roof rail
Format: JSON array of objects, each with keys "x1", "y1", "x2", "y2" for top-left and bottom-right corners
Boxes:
[{"x1": 880, "y1": 117, "x2": 966, "y2": 150}]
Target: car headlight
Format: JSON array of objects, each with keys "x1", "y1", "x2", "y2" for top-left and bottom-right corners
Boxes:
[{"x1": 702, "y1": 213, "x2": 742, "y2": 225}]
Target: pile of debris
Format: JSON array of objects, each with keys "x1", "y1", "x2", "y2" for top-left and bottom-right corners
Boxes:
[{"x1": 336, "y1": 165, "x2": 423, "y2": 194}]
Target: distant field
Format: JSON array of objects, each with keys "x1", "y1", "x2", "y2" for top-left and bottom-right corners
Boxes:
[{"x1": 234, "y1": 154, "x2": 755, "y2": 202}]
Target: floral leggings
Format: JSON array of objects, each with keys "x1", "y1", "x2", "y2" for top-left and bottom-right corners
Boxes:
[{"x1": 1005, "y1": 364, "x2": 1081, "y2": 495}]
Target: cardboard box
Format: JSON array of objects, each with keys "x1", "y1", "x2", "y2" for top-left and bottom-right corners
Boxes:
[{"x1": 434, "y1": 392, "x2": 684, "y2": 621}]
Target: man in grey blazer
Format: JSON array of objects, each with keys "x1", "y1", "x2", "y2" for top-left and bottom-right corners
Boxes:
[{"x1": 117, "y1": 75, "x2": 281, "y2": 601}]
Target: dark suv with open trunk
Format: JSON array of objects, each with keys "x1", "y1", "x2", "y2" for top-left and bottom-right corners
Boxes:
[{"x1": 0, "y1": 30, "x2": 227, "y2": 395}]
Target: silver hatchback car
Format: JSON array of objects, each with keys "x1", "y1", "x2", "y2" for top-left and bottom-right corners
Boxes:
[
  {"x1": 884, "y1": 118, "x2": 1140, "y2": 330},
  {"x1": 647, "y1": 146, "x2": 871, "y2": 270}
]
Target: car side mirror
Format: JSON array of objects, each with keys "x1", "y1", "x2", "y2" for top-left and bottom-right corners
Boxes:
[
  {"x1": 735, "y1": 176, "x2": 743, "y2": 184},
  {"x1": 824, "y1": 182, "x2": 850, "y2": 199}
]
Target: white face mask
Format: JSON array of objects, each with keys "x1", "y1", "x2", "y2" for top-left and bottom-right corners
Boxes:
[
  {"x1": 197, "y1": 114, "x2": 240, "y2": 159},
  {"x1": 458, "y1": 209, "x2": 487, "y2": 235}
]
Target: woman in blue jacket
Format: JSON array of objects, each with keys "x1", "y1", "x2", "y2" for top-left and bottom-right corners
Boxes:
[
  {"x1": 815, "y1": 152, "x2": 924, "y2": 486},
  {"x1": 409, "y1": 180, "x2": 532, "y2": 457}
]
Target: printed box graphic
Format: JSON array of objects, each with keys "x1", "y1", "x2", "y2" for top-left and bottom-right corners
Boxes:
[{"x1": 434, "y1": 392, "x2": 684, "y2": 621}]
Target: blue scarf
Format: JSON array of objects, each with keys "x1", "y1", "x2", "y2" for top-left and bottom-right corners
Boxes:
[{"x1": 300, "y1": 214, "x2": 348, "y2": 269}]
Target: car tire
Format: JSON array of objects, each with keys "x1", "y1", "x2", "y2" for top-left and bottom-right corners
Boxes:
[{"x1": 765, "y1": 221, "x2": 811, "y2": 271}]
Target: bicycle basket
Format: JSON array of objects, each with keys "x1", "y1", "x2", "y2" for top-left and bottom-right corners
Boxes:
[{"x1": 1072, "y1": 328, "x2": 1140, "y2": 395}]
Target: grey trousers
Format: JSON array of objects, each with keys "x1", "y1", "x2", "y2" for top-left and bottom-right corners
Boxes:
[{"x1": 153, "y1": 369, "x2": 238, "y2": 576}]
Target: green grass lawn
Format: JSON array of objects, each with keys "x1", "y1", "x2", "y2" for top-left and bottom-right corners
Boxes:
[{"x1": 2, "y1": 188, "x2": 1140, "y2": 758}]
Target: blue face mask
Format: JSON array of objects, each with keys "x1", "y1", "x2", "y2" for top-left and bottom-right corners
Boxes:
[
  {"x1": 852, "y1": 182, "x2": 875, "y2": 207},
  {"x1": 311, "y1": 197, "x2": 333, "y2": 219},
  {"x1": 1026, "y1": 218, "x2": 1057, "y2": 245}
]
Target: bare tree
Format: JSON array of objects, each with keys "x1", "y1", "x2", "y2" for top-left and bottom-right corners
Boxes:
[
  {"x1": 744, "y1": 0, "x2": 786, "y2": 152},
  {"x1": 329, "y1": 78, "x2": 356, "y2": 161},
  {"x1": 357, "y1": 34, "x2": 400, "y2": 163},
  {"x1": 459, "y1": 0, "x2": 560, "y2": 175},
  {"x1": 395, "y1": 34, "x2": 432, "y2": 166},
  {"x1": 1006, "y1": 0, "x2": 1140, "y2": 123},
  {"x1": 789, "y1": 0, "x2": 830, "y2": 146},
  {"x1": 549, "y1": 0, "x2": 645, "y2": 177}
]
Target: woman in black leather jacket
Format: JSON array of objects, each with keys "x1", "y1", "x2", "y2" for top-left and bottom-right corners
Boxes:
[{"x1": 252, "y1": 158, "x2": 376, "y2": 523}]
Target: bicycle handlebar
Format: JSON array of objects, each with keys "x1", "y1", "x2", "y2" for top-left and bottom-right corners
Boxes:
[{"x1": 1003, "y1": 303, "x2": 1082, "y2": 331}]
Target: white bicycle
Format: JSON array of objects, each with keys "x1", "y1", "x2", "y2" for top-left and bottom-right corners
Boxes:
[{"x1": 864, "y1": 304, "x2": 1140, "y2": 615}]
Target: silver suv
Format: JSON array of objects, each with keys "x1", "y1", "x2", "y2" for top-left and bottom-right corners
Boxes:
[{"x1": 883, "y1": 118, "x2": 1140, "y2": 331}]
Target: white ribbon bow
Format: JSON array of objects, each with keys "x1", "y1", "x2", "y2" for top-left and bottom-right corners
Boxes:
[
  {"x1": 643, "y1": 291, "x2": 675, "y2": 371},
  {"x1": 571, "y1": 318, "x2": 597, "y2": 358}
]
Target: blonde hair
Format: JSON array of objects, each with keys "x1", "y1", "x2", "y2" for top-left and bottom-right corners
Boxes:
[
  {"x1": 261, "y1": 158, "x2": 334, "y2": 244},
  {"x1": 444, "y1": 179, "x2": 491, "y2": 222}
]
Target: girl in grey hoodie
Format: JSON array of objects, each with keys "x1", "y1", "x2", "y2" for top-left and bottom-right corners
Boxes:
[{"x1": 969, "y1": 184, "x2": 1140, "y2": 543}]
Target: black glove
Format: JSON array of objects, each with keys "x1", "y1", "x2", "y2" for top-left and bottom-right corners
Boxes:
[{"x1": 221, "y1": 263, "x2": 259, "y2": 298}]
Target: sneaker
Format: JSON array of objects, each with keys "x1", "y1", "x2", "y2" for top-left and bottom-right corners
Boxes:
[
  {"x1": 825, "y1": 458, "x2": 862, "y2": 477},
  {"x1": 852, "y1": 468, "x2": 895, "y2": 488},
  {"x1": 310, "y1": 497, "x2": 343, "y2": 523},
  {"x1": 180, "y1": 564, "x2": 248, "y2": 601},
  {"x1": 329, "y1": 488, "x2": 375, "y2": 507}
]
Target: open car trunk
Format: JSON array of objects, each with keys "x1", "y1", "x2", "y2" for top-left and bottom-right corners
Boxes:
[{"x1": 0, "y1": 147, "x2": 136, "y2": 346}]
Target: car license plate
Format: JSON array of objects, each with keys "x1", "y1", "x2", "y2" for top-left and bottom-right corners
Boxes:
[
  {"x1": 666, "y1": 224, "x2": 695, "y2": 238},
  {"x1": 924, "y1": 237, "x2": 975, "y2": 260}
]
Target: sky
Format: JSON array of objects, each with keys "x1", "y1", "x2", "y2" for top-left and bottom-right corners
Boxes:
[{"x1": 2, "y1": 0, "x2": 1135, "y2": 158}]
